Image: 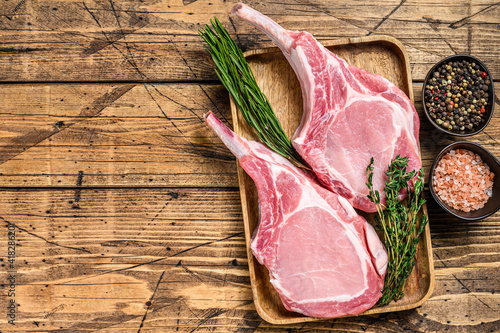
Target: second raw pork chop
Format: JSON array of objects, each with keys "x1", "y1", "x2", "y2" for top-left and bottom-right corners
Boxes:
[
  {"x1": 232, "y1": 3, "x2": 422, "y2": 213},
  {"x1": 206, "y1": 112, "x2": 387, "y2": 318}
]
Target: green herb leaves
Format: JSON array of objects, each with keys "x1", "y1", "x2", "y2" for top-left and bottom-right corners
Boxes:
[
  {"x1": 366, "y1": 156, "x2": 428, "y2": 306},
  {"x1": 199, "y1": 18, "x2": 307, "y2": 168}
]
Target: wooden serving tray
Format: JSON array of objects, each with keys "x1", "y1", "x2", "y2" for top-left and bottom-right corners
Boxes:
[{"x1": 229, "y1": 35, "x2": 435, "y2": 324}]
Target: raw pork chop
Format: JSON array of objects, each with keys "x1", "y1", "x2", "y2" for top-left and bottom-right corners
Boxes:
[
  {"x1": 232, "y1": 3, "x2": 422, "y2": 213},
  {"x1": 205, "y1": 111, "x2": 387, "y2": 318}
]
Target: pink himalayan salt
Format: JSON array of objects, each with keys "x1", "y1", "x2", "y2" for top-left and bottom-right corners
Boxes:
[{"x1": 433, "y1": 149, "x2": 494, "y2": 212}]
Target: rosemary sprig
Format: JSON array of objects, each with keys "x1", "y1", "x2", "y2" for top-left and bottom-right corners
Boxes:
[
  {"x1": 199, "y1": 18, "x2": 307, "y2": 168},
  {"x1": 366, "y1": 156, "x2": 428, "y2": 306}
]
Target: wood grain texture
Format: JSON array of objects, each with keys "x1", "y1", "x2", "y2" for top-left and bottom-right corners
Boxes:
[
  {"x1": 0, "y1": 83, "x2": 498, "y2": 188},
  {"x1": 0, "y1": 83, "x2": 238, "y2": 187},
  {"x1": 0, "y1": 0, "x2": 499, "y2": 331},
  {"x1": 0, "y1": 188, "x2": 498, "y2": 332},
  {"x1": 0, "y1": 0, "x2": 499, "y2": 82}
]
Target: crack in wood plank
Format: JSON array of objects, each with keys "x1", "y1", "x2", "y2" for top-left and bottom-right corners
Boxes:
[
  {"x1": 449, "y1": 2, "x2": 500, "y2": 29},
  {"x1": 0, "y1": 216, "x2": 91, "y2": 253},
  {"x1": 188, "y1": 300, "x2": 254, "y2": 333},
  {"x1": 57, "y1": 232, "x2": 244, "y2": 285},
  {"x1": 144, "y1": 84, "x2": 234, "y2": 162},
  {"x1": 108, "y1": 0, "x2": 147, "y2": 79},
  {"x1": 152, "y1": 84, "x2": 204, "y2": 123},
  {"x1": 0, "y1": 84, "x2": 134, "y2": 166},
  {"x1": 433, "y1": 251, "x2": 494, "y2": 311},
  {"x1": 423, "y1": 17, "x2": 458, "y2": 55},
  {"x1": 137, "y1": 270, "x2": 166, "y2": 333},
  {"x1": 367, "y1": 0, "x2": 407, "y2": 36},
  {"x1": 166, "y1": 28, "x2": 198, "y2": 79},
  {"x1": 228, "y1": 16, "x2": 243, "y2": 49},
  {"x1": 198, "y1": 84, "x2": 230, "y2": 125},
  {"x1": 83, "y1": 1, "x2": 148, "y2": 77},
  {"x1": 143, "y1": 84, "x2": 209, "y2": 159},
  {"x1": 292, "y1": 0, "x2": 372, "y2": 34}
]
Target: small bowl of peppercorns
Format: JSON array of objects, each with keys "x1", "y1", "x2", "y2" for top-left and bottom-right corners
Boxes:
[{"x1": 423, "y1": 55, "x2": 495, "y2": 136}]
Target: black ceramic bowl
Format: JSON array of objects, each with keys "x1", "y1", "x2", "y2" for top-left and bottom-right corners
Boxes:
[
  {"x1": 422, "y1": 55, "x2": 495, "y2": 137},
  {"x1": 429, "y1": 141, "x2": 500, "y2": 220}
]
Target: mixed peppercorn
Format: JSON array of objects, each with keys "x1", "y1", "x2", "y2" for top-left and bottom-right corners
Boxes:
[{"x1": 424, "y1": 59, "x2": 492, "y2": 132}]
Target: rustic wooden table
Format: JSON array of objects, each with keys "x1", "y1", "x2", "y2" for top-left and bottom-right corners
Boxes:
[{"x1": 0, "y1": 1, "x2": 499, "y2": 332}]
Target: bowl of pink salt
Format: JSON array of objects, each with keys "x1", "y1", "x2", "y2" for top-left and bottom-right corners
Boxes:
[{"x1": 429, "y1": 141, "x2": 500, "y2": 220}]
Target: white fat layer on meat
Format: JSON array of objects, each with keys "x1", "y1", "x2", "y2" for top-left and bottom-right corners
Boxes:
[
  {"x1": 337, "y1": 196, "x2": 357, "y2": 218},
  {"x1": 365, "y1": 222, "x2": 388, "y2": 275},
  {"x1": 248, "y1": 140, "x2": 309, "y2": 254},
  {"x1": 249, "y1": 140, "x2": 300, "y2": 171},
  {"x1": 290, "y1": 45, "x2": 315, "y2": 146},
  {"x1": 268, "y1": 167, "x2": 371, "y2": 304}
]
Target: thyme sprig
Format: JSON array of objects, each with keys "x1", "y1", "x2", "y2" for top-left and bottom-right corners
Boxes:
[
  {"x1": 366, "y1": 155, "x2": 428, "y2": 306},
  {"x1": 199, "y1": 18, "x2": 307, "y2": 168}
]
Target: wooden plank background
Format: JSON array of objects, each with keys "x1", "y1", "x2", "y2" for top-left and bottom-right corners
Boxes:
[
  {"x1": 0, "y1": 0, "x2": 499, "y2": 332},
  {"x1": 0, "y1": 0, "x2": 499, "y2": 82},
  {"x1": 0, "y1": 84, "x2": 498, "y2": 188}
]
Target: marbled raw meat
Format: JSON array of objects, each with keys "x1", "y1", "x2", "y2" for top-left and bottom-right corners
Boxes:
[
  {"x1": 232, "y1": 3, "x2": 421, "y2": 213},
  {"x1": 205, "y1": 111, "x2": 387, "y2": 318}
]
